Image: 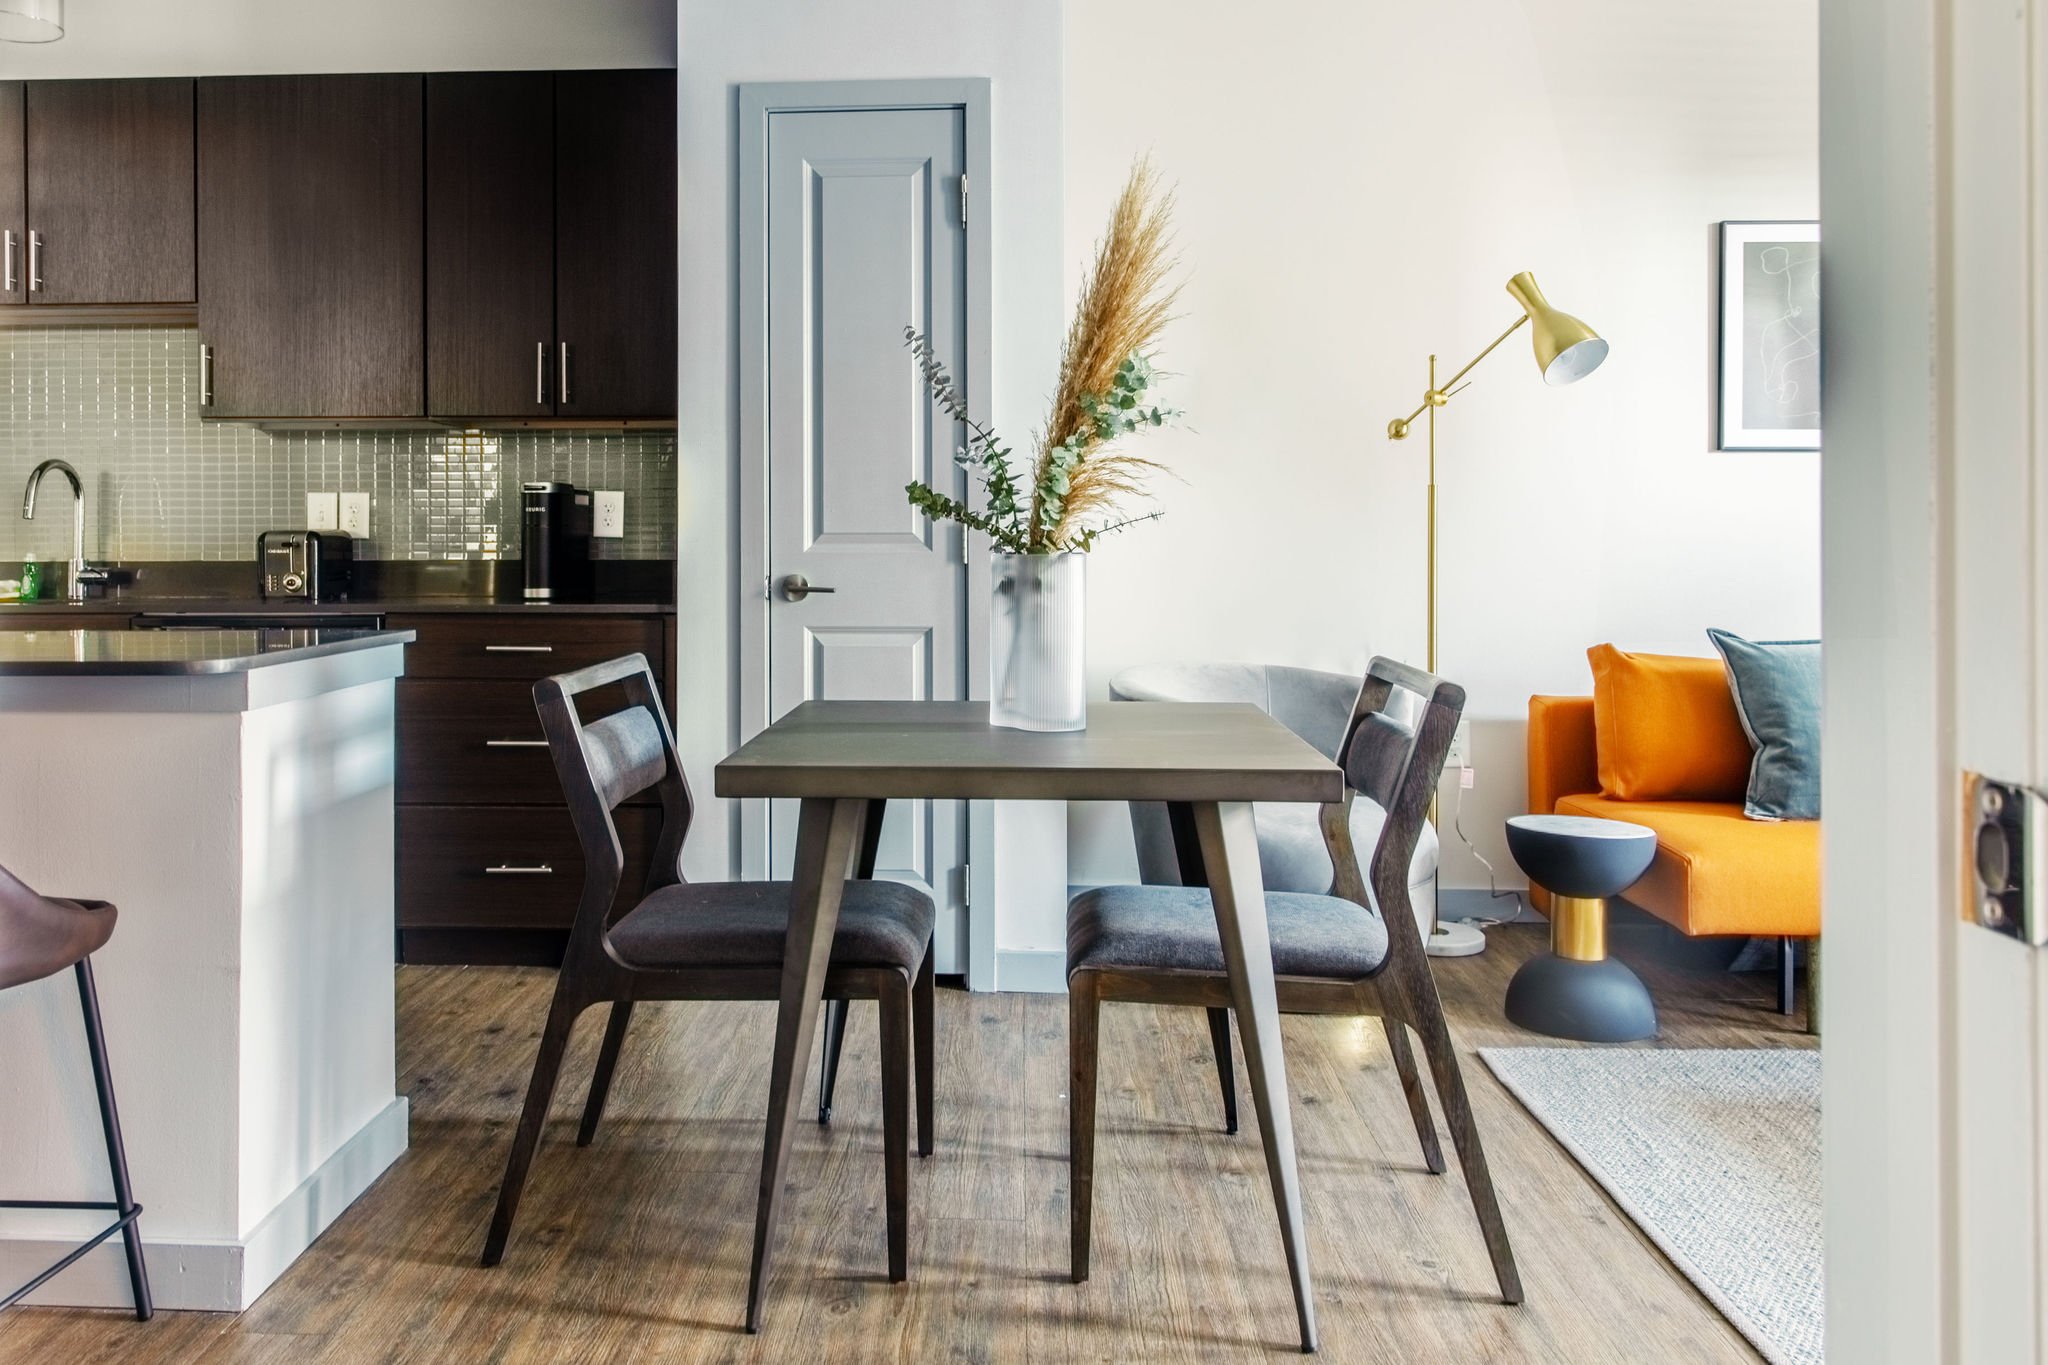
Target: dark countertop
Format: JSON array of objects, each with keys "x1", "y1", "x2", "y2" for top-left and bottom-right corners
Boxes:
[
  {"x1": 0, "y1": 597, "x2": 673, "y2": 617},
  {"x1": 0, "y1": 559, "x2": 676, "y2": 616},
  {"x1": 0, "y1": 627, "x2": 416, "y2": 675}
]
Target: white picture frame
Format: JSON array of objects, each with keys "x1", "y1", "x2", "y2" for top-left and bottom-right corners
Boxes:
[{"x1": 1718, "y1": 220, "x2": 1821, "y2": 451}]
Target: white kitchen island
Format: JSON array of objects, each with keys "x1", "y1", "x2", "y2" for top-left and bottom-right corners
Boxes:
[{"x1": 0, "y1": 627, "x2": 413, "y2": 1311}]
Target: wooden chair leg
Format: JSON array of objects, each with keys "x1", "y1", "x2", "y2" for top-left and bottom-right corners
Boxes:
[
  {"x1": 577, "y1": 1000, "x2": 635, "y2": 1148},
  {"x1": 1778, "y1": 936, "x2": 1797, "y2": 1016},
  {"x1": 1411, "y1": 1003, "x2": 1523, "y2": 1304},
  {"x1": 878, "y1": 975, "x2": 911, "y2": 1283},
  {"x1": 1382, "y1": 1016, "x2": 1446, "y2": 1175},
  {"x1": 913, "y1": 943, "x2": 935, "y2": 1158},
  {"x1": 818, "y1": 998, "x2": 851, "y2": 1124},
  {"x1": 76, "y1": 958, "x2": 152, "y2": 1320},
  {"x1": 482, "y1": 987, "x2": 583, "y2": 1267},
  {"x1": 1068, "y1": 971, "x2": 1101, "y2": 1284},
  {"x1": 1206, "y1": 1006, "x2": 1239, "y2": 1135}
]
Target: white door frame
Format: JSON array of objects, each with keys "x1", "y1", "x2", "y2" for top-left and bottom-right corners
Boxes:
[
  {"x1": 735, "y1": 78, "x2": 996, "y2": 985},
  {"x1": 1821, "y1": 0, "x2": 2047, "y2": 1358}
]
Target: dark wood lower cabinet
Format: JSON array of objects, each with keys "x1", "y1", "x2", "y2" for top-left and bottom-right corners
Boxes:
[
  {"x1": 392, "y1": 608, "x2": 674, "y2": 965},
  {"x1": 397, "y1": 804, "x2": 658, "y2": 965}
]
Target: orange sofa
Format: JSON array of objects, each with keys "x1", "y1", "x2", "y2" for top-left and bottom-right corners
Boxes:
[{"x1": 1526, "y1": 695, "x2": 1820, "y2": 1007}]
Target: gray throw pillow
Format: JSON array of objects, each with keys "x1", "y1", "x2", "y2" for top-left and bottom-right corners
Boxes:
[{"x1": 1707, "y1": 628, "x2": 1821, "y2": 821}]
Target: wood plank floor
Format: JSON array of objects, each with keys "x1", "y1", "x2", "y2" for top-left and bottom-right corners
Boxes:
[{"x1": 0, "y1": 923, "x2": 1814, "y2": 1362}]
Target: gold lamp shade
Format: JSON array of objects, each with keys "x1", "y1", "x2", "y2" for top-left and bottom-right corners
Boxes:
[{"x1": 1506, "y1": 270, "x2": 1608, "y2": 386}]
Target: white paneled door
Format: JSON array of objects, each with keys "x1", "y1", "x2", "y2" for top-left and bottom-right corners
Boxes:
[
  {"x1": 1823, "y1": 0, "x2": 2048, "y2": 1359},
  {"x1": 743, "y1": 98, "x2": 973, "y2": 972}
]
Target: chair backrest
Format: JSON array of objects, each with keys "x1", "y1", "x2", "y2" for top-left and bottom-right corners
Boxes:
[
  {"x1": 1334, "y1": 657, "x2": 1466, "y2": 937},
  {"x1": 532, "y1": 654, "x2": 691, "y2": 959}
]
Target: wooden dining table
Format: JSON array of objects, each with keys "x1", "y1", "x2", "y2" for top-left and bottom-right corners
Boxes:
[{"x1": 714, "y1": 699, "x2": 1345, "y2": 1352}]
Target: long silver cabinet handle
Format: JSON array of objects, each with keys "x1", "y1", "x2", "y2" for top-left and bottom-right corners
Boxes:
[
  {"x1": 536, "y1": 341, "x2": 547, "y2": 406},
  {"x1": 484, "y1": 738, "x2": 549, "y2": 748},
  {"x1": 3, "y1": 230, "x2": 14, "y2": 293},
  {"x1": 485, "y1": 864, "x2": 554, "y2": 875},
  {"x1": 558, "y1": 342, "x2": 570, "y2": 405},
  {"x1": 200, "y1": 344, "x2": 215, "y2": 407},
  {"x1": 484, "y1": 643, "x2": 553, "y2": 653},
  {"x1": 27, "y1": 230, "x2": 40, "y2": 292}
]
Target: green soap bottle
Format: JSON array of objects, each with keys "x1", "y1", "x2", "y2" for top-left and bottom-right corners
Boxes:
[{"x1": 20, "y1": 553, "x2": 39, "y2": 602}]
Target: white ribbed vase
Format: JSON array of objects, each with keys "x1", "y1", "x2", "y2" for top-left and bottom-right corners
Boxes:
[{"x1": 989, "y1": 551, "x2": 1086, "y2": 731}]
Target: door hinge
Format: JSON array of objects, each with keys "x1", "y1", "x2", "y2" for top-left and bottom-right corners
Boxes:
[{"x1": 959, "y1": 173, "x2": 969, "y2": 229}]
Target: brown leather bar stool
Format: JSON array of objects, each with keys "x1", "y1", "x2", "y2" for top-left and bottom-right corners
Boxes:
[{"x1": 0, "y1": 863, "x2": 152, "y2": 1319}]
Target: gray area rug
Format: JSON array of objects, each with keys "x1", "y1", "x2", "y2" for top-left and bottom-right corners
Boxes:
[{"x1": 1479, "y1": 1047, "x2": 1821, "y2": 1365}]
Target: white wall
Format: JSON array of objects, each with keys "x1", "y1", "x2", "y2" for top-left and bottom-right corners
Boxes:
[
  {"x1": 1062, "y1": 0, "x2": 1821, "y2": 894},
  {"x1": 674, "y1": 0, "x2": 1066, "y2": 915},
  {"x1": 0, "y1": 0, "x2": 673, "y2": 76}
]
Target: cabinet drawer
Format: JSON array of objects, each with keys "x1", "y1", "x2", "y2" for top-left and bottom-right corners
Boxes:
[
  {"x1": 397, "y1": 804, "x2": 660, "y2": 932},
  {"x1": 397, "y1": 678, "x2": 664, "y2": 806},
  {"x1": 388, "y1": 612, "x2": 663, "y2": 682}
]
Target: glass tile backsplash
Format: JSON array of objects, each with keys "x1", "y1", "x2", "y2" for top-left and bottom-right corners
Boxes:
[{"x1": 0, "y1": 327, "x2": 676, "y2": 564}]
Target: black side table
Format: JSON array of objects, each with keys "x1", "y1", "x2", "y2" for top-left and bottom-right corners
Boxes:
[{"x1": 1503, "y1": 814, "x2": 1659, "y2": 1042}]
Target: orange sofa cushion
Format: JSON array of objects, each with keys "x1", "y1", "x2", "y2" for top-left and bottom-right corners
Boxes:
[
  {"x1": 1588, "y1": 645, "x2": 1752, "y2": 802},
  {"x1": 1555, "y1": 793, "x2": 1821, "y2": 937}
]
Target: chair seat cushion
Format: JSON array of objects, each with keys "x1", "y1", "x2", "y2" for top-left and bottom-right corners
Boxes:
[
  {"x1": 608, "y1": 879, "x2": 934, "y2": 973},
  {"x1": 1067, "y1": 884, "x2": 1389, "y2": 982}
]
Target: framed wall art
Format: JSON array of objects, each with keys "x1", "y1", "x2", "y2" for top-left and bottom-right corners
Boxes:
[{"x1": 1718, "y1": 220, "x2": 1821, "y2": 451}]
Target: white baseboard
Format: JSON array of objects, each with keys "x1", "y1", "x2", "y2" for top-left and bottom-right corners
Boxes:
[
  {"x1": 0, "y1": 1096, "x2": 409, "y2": 1312},
  {"x1": 994, "y1": 947, "x2": 1068, "y2": 994}
]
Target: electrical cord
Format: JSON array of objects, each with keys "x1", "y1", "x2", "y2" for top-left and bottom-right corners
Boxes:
[{"x1": 1449, "y1": 765, "x2": 1526, "y2": 927}]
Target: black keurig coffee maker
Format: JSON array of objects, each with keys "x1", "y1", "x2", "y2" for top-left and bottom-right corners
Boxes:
[{"x1": 521, "y1": 482, "x2": 594, "y2": 602}]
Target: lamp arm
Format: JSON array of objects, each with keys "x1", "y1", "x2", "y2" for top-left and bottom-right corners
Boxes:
[{"x1": 1388, "y1": 312, "x2": 1531, "y2": 432}]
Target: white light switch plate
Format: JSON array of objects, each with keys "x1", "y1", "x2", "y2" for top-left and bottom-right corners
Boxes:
[
  {"x1": 305, "y1": 492, "x2": 339, "y2": 531},
  {"x1": 339, "y1": 492, "x2": 370, "y2": 538},
  {"x1": 593, "y1": 490, "x2": 625, "y2": 539}
]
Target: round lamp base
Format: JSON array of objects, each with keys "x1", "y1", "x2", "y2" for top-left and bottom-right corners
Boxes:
[
  {"x1": 1425, "y1": 919, "x2": 1488, "y2": 958},
  {"x1": 1505, "y1": 952, "x2": 1658, "y2": 1042}
]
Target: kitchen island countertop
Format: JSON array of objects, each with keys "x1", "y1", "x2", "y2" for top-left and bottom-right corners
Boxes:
[{"x1": 0, "y1": 626, "x2": 416, "y2": 675}]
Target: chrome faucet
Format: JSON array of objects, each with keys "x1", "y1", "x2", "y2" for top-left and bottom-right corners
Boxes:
[{"x1": 21, "y1": 459, "x2": 109, "y2": 603}]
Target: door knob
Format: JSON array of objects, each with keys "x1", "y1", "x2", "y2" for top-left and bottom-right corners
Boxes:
[{"x1": 780, "y1": 574, "x2": 836, "y2": 602}]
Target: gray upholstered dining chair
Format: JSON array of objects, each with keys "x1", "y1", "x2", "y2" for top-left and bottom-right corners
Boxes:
[
  {"x1": 1110, "y1": 662, "x2": 1441, "y2": 938},
  {"x1": 481, "y1": 654, "x2": 936, "y2": 1283},
  {"x1": 1066, "y1": 658, "x2": 1521, "y2": 1308}
]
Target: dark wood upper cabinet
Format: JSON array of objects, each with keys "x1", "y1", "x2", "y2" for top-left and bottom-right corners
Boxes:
[
  {"x1": 426, "y1": 72, "x2": 554, "y2": 419},
  {"x1": 0, "y1": 84, "x2": 23, "y2": 306},
  {"x1": 24, "y1": 79, "x2": 195, "y2": 306},
  {"x1": 197, "y1": 74, "x2": 424, "y2": 419},
  {"x1": 555, "y1": 70, "x2": 676, "y2": 421}
]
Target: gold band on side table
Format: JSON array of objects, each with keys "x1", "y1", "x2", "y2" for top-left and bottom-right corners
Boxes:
[{"x1": 1550, "y1": 895, "x2": 1608, "y2": 962}]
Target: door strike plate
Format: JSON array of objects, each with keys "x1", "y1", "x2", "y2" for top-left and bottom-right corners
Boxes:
[{"x1": 1967, "y1": 771, "x2": 2048, "y2": 945}]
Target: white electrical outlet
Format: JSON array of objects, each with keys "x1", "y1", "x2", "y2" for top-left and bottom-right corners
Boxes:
[
  {"x1": 305, "y1": 492, "x2": 339, "y2": 531},
  {"x1": 1446, "y1": 717, "x2": 1473, "y2": 768},
  {"x1": 593, "y1": 490, "x2": 625, "y2": 539},
  {"x1": 339, "y1": 492, "x2": 370, "y2": 539}
]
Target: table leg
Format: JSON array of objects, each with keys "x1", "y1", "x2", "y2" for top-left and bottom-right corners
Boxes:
[
  {"x1": 1192, "y1": 799, "x2": 1319, "y2": 1353},
  {"x1": 746, "y1": 795, "x2": 867, "y2": 1333}
]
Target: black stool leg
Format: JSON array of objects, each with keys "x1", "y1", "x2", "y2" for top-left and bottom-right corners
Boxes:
[
  {"x1": 77, "y1": 958, "x2": 152, "y2": 1321},
  {"x1": 1778, "y1": 936, "x2": 1797, "y2": 1016}
]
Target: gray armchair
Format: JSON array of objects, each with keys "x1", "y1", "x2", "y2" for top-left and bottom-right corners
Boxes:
[{"x1": 1110, "y1": 663, "x2": 1439, "y2": 943}]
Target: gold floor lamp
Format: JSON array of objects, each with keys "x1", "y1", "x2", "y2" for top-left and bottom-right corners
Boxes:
[{"x1": 1387, "y1": 270, "x2": 1608, "y2": 958}]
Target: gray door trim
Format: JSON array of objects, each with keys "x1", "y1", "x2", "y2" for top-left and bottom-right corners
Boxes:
[{"x1": 736, "y1": 78, "x2": 995, "y2": 981}]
